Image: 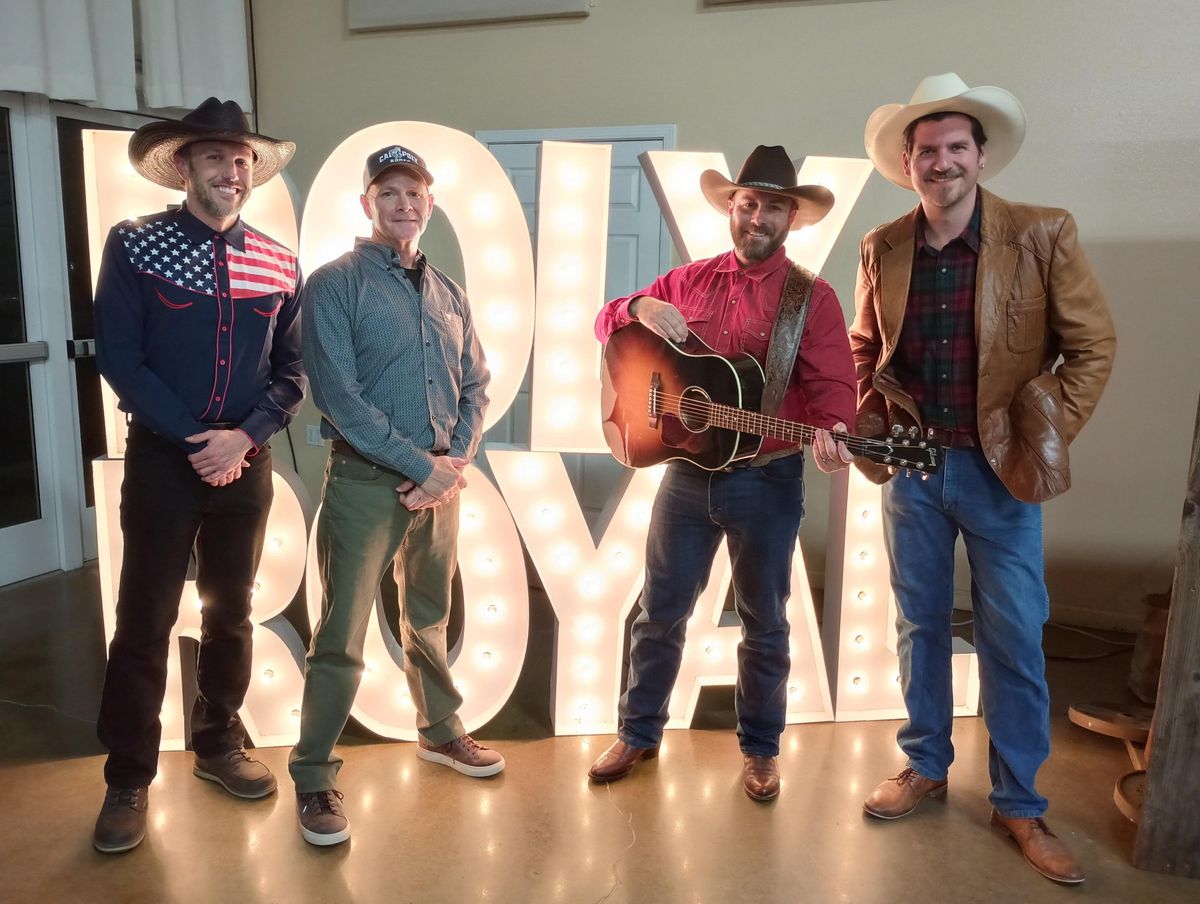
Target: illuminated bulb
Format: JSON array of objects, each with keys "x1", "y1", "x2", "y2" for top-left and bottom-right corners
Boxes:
[
  {"x1": 534, "y1": 504, "x2": 562, "y2": 529},
  {"x1": 364, "y1": 661, "x2": 375, "y2": 675},
  {"x1": 474, "y1": 551, "x2": 500, "y2": 575},
  {"x1": 558, "y1": 163, "x2": 586, "y2": 190},
  {"x1": 253, "y1": 581, "x2": 262, "y2": 593},
  {"x1": 487, "y1": 350, "x2": 503, "y2": 379},
  {"x1": 850, "y1": 674, "x2": 866, "y2": 691},
  {"x1": 396, "y1": 689, "x2": 412, "y2": 706},
  {"x1": 514, "y1": 458, "x2": 545, "y2": 486},
  {"x1": 575, "y1": 615, "x2": 603, "y2": 642},
  {"x1": 856, "y1": 590, "x2": 870, "y2": 603},
  {"x1": 485, "y1": 301, "x2": 517, "y2": 330},
  {"x1": 342, "y1": 191, "x2": 363, "y2": 223},
  {"x1": 609, "y1": 546, "x2": 629, "y2": 568},
  {"x1": 484, "y1": 246, "x2": 512, "y2": 274},
  {"x1": 859, "y1": 508, "x2": 871, "y2": 521},
  {"x1": 704, "y1": 643, "x2": 719, "y2": 659},
  {"x1": 471, "y1": 192, "x2": 498, "y2": 223},
  {"x1": 853, "y1": 633, "x2": 866, "y2": 646},
  {"x1": 810, "y1": 171, "x2": 836, "y2": 191},
  {"x1": 269, "y1": 536, "x2": 284, "y2": 550},
  {"x1": 554, "y1": 255, "x2": 583, "y2": 287},
  {"x1": 577, "y1": 571, "x2": 606, "y2": 599},
  {"x1": 792, "y1": 226, "x2": 815, "y2": 245},
  {"x1": 551, "y1": 542, "x2": 579, "y2": 571},
  {"x1": 478, "y1": 649, "x2": 495, "y2": 667},
  {"x1": 574, "y1": 656, "x2": 599, "y2": 681},
  {"x1": 669, "y1": 167, "x2": 699, "y2": 194},
  {"x1": 551, "y1": 302, "x2": 583, "y2": 331},
  {"x1": 290, "y1": 708, "x2": 301, "y2": 720},
  {"x1": 787, "y1": 683, "x2": 801, "y2": 697},
  {"x1": 547, "y1": 398, "x2": 579, "y2": 426},
  {"x1": 551, "y1": 354, "x2": 579, "y2": 381},
  {"x1": 554, "y1": 205, "x2": 586, "y2": 234},
  {"x1": 432, "y1": 159, "x2": 459, "y2": 186},
  {"x1": 625, "y1": 502, "x2": 652, "y2": 527},
  {"x1": 262, "y1": 668, "x2": 275, "y2": 683},
  {"x1": 857, "y1": 549, "x2": 871, "y2": 563},
  {"x1": 688, "y1": 212, "x2": 715, "y2": 237}
]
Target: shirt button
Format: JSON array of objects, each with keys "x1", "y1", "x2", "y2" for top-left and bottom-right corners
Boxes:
[
  {"x1": 425, "y1": 341, "x2": 431, "y2": 347},
  {"x1": 730, "y1": 299, "x2": 737, "y2": 305},
  {"x1": 221, "y1": 292, "x2": 228, "y2": 298},
  {"x1": 941, "y1": 267, "x2": 948, "y2": 274},
  {"x1": 218, "y1": 261, "x2": 225, "y2": 267},
  {"x1": 220, "y1": 359, "x2": 227, "y2": 365},
  {"x1": 427, "y1": 378, "x2": 433, "y2": 384},
  {"x1": 215, "y1": 396, "x2": 222, "y2": 402},
  {"x1": 221, "y1": 326, "x2": 228, "y2": 332},
  {"x1": 941, "y1": 304, "x2": 947, "y2": 310},
  {"x1": 941, "y1": 339, "x2": 948, "y2": 344}
]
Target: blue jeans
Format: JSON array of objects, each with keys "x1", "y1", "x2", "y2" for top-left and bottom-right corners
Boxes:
[
  {"x1": 883, "y1": 446, "x2": 1050, "y2": 818},
  {"x1": 618, "y1": 454, "x2": 805, "y2": 757}
]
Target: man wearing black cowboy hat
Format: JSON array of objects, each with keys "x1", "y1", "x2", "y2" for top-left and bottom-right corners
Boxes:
[
  {"x1": 590, "y1": 145, "x2": 857, "y2": 801},
  {"x1": 91, "y1": 97, "x2": 305, "y2": 853},
  {"x1": 851, "y1": 74, "x2": 1115, "y2": 884}
]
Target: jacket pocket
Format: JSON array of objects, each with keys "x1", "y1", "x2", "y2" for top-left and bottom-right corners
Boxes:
[
  {"x1": 1008, "y1": 371, "x2": 1070, "y2": 501},
  {"x1": 1006, "y1": 294, "x2": 1046, "y2": 353}
]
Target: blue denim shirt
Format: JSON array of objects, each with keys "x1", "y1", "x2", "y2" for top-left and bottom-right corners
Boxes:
[{"x1": 300, "y1": 239, "x2": 490, "y2": 484}]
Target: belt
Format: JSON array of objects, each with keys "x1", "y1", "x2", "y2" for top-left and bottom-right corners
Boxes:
[
  {"x1": 922, "y1": 427, "x2": 979, "y2": 449},
  {"x1": 330, "y1": 440, "x2": 447, "y2": 473}
]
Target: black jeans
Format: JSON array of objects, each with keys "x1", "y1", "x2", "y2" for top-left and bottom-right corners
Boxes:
[{"x1": 97, "y1": 424, "x2": 273, "y2": 788}]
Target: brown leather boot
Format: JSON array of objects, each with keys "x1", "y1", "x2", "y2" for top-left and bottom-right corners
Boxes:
[
  {"x1": 588, "y1": 739, "x2": 658, "y2": 783},
  {"x1": 991, "y1": 810, "x2": 1086, "y2": 884},
  {"x1": 742, "y1": 755, "x2": 780, "y2": 801},
  {"x1": 863, "y1": 767, "x2": 947, "y2": 818}
]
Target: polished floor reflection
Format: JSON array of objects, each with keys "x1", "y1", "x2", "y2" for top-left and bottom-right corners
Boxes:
[{"x1": 2, "y1": 567, "x2": 1195, "y2": 903}]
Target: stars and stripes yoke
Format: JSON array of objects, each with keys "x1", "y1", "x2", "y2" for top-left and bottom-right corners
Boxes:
[{"x1": 94, "y1": 205, "x2": 306, "y2": 452}]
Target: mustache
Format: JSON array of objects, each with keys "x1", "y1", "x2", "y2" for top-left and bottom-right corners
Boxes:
[{"x1": 925, "y1": 168, "x2": 965, "y2": 182}]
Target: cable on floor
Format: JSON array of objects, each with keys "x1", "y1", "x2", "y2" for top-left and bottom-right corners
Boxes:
[
  {"x1": 593, "y1": 782, "x2": 638, "y2": 904},
  {"x1": 0, "y1": 697, "x2": 96, "y2": 725}
]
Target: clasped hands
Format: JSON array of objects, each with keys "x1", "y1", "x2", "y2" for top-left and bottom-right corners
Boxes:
[
  {"x1": 395, "y1": 454, "x2": 469, "y2": 511},
  {"x1": 185, "y1": 428, "x2": 253, "y2": 486}
]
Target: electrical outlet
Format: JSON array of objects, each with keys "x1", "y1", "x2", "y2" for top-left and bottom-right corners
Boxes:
[{"x1": 305, "y1": 425, "x2": 325, "y2": 446}]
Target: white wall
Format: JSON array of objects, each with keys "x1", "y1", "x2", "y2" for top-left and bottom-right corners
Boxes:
[{"x1": 251, "y1": 0, "x2": 1200, "y2": 628}]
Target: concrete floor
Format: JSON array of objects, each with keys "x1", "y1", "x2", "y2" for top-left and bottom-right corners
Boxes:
[{"x1": 2, "y1": 566, "x2": 1196, "y2": 903}]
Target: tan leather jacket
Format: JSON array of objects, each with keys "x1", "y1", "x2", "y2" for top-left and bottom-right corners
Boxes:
[{"x1": 849, "y1": 189, "x2": 1115, "y2": 502}]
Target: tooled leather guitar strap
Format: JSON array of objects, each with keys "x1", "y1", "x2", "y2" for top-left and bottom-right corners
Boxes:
[{"x1": 749, "y1": 262, "x2": 816, "y2": 467}]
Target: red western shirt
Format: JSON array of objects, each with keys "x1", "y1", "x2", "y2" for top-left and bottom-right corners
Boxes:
[{"x1": 595, "y1": 245, "x2": 857, "y2": 454}]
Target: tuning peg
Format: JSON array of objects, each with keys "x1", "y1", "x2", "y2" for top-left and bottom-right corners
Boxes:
[
  {"x1": 908, "y1": 426, "x2": 918, "y2": 438},
  {"x1": 891, "y1": 424, "x2": 904, "y2": 436},
  {"x1": 903, "y1": 469, "x2": 911, "y2": 478}
]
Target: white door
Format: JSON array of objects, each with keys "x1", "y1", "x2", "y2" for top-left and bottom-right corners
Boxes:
[
  {"x1": 478, "y1": 125, "x2": 675, "y2": 525},
  {"x1": 0, "y1": 93, "x2": 64, "y2": 583}
]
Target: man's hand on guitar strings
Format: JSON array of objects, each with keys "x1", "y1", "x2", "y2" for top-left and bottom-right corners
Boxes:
[
  {"x1": 812, "y1": 423, "x2": 855, "y2": 474},
  {"x1": 630, "y1": 296, "x2": 689, "y2": 344}
]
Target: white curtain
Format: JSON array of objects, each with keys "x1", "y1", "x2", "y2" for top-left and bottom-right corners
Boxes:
[
  {"x1": 138, "y1": 0, "x2": 252, "y2": 112},
  {"x1": 0, "y1": 0, "x2": 251, "y2": 113},
  {"x1": 0, "y1": 0, "x2": 138, "y2": 110}
]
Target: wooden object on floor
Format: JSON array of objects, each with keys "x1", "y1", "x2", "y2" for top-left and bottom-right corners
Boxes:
[{"x1": 1134, "y1": 397, "x2": 1200, "y2": 878}]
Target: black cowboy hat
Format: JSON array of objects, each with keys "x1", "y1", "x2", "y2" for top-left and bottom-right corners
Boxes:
[
  {"x1": 700, "y1": 145, "x2": 834, "y2": 230},
  {"x1": 128, "y1": 97, "x2": 296, "y2": 190}
]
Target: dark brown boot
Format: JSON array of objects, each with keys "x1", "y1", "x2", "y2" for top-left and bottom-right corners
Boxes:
[
  {"x1": 587, "y1": 739, "x2": 658, "y2": 783},
  {"x1": 93, "y1": 786, "x2": 148, "y2": 854}
]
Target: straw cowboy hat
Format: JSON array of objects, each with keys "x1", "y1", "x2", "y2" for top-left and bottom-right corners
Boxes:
[
  {"x1": 700, "y1": 145, "x2": 834, "y2": 229},
  {"x1": 864, "y1": 73, "x2": 1026, "y2": 189},
  {"x1": 128, "y1": 97, "x2": 296, "y2": 190}
]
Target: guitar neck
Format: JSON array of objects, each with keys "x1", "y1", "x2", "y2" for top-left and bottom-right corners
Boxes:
[{"x1": 704, "y1": 400, "x2": 816, "y2": 445}]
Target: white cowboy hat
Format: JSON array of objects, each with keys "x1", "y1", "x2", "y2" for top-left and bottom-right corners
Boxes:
[{"x1": 864, "y1": 73, "x2": 1026, "y2": 190}]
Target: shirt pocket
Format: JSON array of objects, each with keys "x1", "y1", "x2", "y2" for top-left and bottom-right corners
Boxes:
[
  {"x1": 155, "y1": 289, "x2": 193, "y2": 311},
  {"x1": 741, "y1": 317, "x2": 773, "y2": 358},
  {"x1": 428, "y1": 309, "x2": 465, "y2": 363},
  {"x1": 1006, "y1": 294, "x2": 1046, "y2": 353},
  {"x1": 253, "y1": 299, "x2": 283, "y2": 318}
]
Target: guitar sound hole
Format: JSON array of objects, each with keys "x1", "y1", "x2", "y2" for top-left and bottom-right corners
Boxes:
[{"x1": 678, "y1": 386, "x2": 712, "y2": 433}]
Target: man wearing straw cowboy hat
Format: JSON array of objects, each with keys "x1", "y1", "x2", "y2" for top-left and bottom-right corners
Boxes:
[
  {"x1": 590, "y1": 145, "x2": 857, "y2": 801},
  {"x1": 851, "y1": 74, "x2": 1115, "y2": 883},
  {"x1": 91, "y1": 98, "x2": 305, "y2": 853}
]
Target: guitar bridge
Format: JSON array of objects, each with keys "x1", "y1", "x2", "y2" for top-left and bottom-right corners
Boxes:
[{"x1": 649, "y1": 372, "x2": 662, "y2": 428}]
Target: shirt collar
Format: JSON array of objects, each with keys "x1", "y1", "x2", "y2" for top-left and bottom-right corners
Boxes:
[
  {"x1": 713, "y1": 244, "x2": 791, "y2": 281},
  {"x1": 916, "y1": 190, "x2": 982, "y2": 255},
  {"x1": 354, "y1": 237, "x2": 426, "y2": 272},
  {"x1": 175, "y1": 203, "x2": 246, "y2": 250}
]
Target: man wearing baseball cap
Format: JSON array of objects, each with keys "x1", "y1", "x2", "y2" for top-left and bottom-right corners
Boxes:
[
  {"x1": 91, "y1": 97, "x2": 305, "y2": 853},
  {"x1": 850, "y1": 74, "x2": 1115, "y2": 883},
  {"x1": 288, "y1": 145, "x2": 495, "y2": 846}
]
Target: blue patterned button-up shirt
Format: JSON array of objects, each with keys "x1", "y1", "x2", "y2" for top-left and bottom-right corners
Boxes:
[{"x1": 301, "y1": 238, "x2": 490, "y2": 484}]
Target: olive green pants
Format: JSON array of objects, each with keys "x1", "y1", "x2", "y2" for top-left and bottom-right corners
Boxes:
[{"x1": 289, "y1": 451, "x2": 464, "y2": 792}]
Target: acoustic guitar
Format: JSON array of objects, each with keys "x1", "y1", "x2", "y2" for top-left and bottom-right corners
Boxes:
[{"x1": 599, "y1": 322, "x2": 940, "y2": 474}]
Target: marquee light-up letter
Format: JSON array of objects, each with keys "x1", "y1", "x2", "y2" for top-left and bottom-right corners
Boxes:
[
  {"x1": 822, "y1": 469, "x2": 980, "y2": 720},
  {"x1": 94, "y1": 459, "x2": 312, "y2": 747},
  {"x1": 488, "y1": 450, "x2": 663, "y2": 734},
  {"x1": 667, "y1": 547, "x2": 834, "y2": 727},
  {"x1": 298, "y1": 122, "x2": 535, "y2": 431},
  {"x1": 530, "y1": 141, "x2": 611, "y2": 452},
  {"x1": 304, "y1": 464, "x2": 529, "y2": 740}
]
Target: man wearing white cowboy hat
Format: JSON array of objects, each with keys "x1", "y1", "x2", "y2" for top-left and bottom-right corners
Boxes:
[
  {"x1": 590, "y1": 145, "x2": 858, "y2": 801},
  {"x1": 91, "y1": 97, "x2": 305, "y2": 853},
  {"x1": 850, "y1": 74, "x2": 1115, "y2": 883}
]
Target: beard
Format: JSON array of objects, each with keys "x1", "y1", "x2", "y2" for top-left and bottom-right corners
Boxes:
[
  {"x1": 188, "y1": 176, "x2": 249, "y2": 222},
  {"x1": 919, "y1": 168, "x2": 973, "y2": 208},
  {"x1": 731, "y1": 222, "x2": 787, "y2": 262}
]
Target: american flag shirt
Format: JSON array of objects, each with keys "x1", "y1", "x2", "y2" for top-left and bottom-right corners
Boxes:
[{"x1": 94, "y1": 205, "x2": 306, "y2": 452}]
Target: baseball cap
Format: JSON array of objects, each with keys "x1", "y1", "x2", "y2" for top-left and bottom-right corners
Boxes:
[{"x1": 362, "y1": 144, "x2": 434, "y2": 191}]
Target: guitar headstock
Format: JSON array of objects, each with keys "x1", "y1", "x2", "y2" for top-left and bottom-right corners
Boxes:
[{"x1": 856, "y1": 425, "x2": 941, "y2": 475}]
